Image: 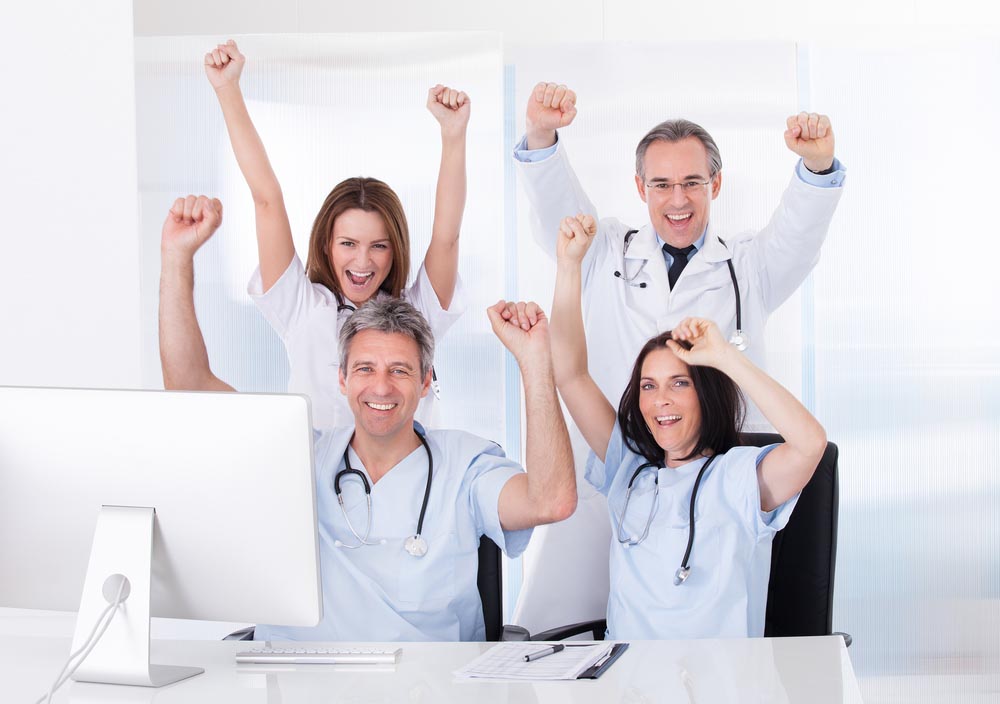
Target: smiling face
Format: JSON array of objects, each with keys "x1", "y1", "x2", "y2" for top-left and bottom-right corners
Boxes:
[
  {"x1": 328, "y1": 208, "x2": 395, "y2": 307},
  {"x1": 339, "y1": 329, "x2": 430, "y2": 442},
  {"x1": 635, "y1": 137, "x2": 722, "y2": 248},
  {"x1": 637, "y1": 347, "x2": 703, "y2": 467}
]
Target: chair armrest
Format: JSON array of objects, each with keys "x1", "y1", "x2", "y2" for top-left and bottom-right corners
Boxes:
[
  {"x1": 834, "y1": 631, "x2": 852, "y2": 648},
  {"x1": 532, "y1": 619, "x2": 607, "y2": 641}
]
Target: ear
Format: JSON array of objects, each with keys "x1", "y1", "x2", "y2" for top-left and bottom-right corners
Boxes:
[
  {"x1": 635, "y1": 173, "x2": 648, "y2": 203},
  {"x1": 419, "y1": 369, "x2": 432, "y2": 399},
  {"x1": 710, "y1": 170, "x2": 722, "y2": 200},
  {"x1": 339, "y1": 366, "x2": 348, "y2": 395}
]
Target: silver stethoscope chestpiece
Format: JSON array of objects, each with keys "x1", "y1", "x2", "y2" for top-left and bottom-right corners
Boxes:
[
  {"x1": 673, "y1": 565, "x2": 691, "y2": 586},
  {"x1": 404, "y1": 535, "x2": 428, "y2": 558},
  {"x1": 729, "y1": 329, "x2": 749, "y2": 352}
]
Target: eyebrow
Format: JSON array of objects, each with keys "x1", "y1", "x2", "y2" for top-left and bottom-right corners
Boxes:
[
  {"x1": 350, "y1": 359, "x2": 415, "y2": 371},
  {"x1": 646, "y1": 174, "x2": 708, "y2": 183},
  {"x1": 640, "y1": 374, "x2": 690, "y2": 382},
  {"x1": 335, "y1": 236, "x2": 392, "y2": 244}
]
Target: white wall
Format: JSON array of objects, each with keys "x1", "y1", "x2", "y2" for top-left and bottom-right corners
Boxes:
[{"x1": 0, "y1": 1, "x2": 141, "y2": 389}]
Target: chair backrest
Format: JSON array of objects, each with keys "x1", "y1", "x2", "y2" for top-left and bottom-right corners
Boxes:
[
  {"x1": 739, "y1": 433, "x2": 839, "y2": 638},
  {"x1": 477, "y1": 536, "x2": 503, "y2": 641}
]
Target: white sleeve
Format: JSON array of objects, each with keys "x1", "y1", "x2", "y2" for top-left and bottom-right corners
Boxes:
[
  {"x1": 247, "y1": 254, "x2": 328, "y2": 339},
  {"x1": 403, "y1": 262, "x2": 465, "y2": 344},
  {"x1": 746, "y1": 170, "x2": 844, "y2": 313},
  {"x1": 514, "y1": 139, "x2": 598, "y2": 261}
]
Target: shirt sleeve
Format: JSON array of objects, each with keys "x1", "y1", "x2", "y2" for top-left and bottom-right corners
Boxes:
[
  {"x1": 727, "y1": 444, "x2": 801, "y2": 537},
  {"x1": 403, "y1": 262, "x2": 466, "y2": 344},
  {"x1": 584, "y1": 422, "x2": 629, "y2": 497},
  {"x1": 463, "y1": 440, "x2": 533, "y2": 558},
  {"x1": 513, "y1": 134, "x2": 560, "y2": 163},
  {"x1": 247, "y1": 254, "x2": 327, "y2": 339},
  {"x1": 795, "y1": 158, "x2": 847, "y2": 188}
]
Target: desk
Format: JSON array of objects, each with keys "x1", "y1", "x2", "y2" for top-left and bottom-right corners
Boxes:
[{"x1": 7, "y1": 635, "x2": 862, "y2": 703}]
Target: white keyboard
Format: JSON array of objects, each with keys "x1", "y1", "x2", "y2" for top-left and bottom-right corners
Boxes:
[{"x1": 235, "y1": 647, "x2": 401, "y2": 665}]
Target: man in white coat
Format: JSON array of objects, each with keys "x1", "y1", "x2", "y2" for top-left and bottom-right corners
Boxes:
[{"x1": 510, "y1": 81, "x2": 846, "y2": 634}]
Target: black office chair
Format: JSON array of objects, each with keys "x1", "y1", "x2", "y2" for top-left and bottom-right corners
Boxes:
[
  {"x1": 502, "y1": 437, "x2": 847, "y2": 644},
  {"x1": 225, "y1": 535, "x2": 504, "y2": 642}
]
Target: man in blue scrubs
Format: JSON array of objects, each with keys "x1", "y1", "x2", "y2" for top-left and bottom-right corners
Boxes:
[{"x1": 238, "y1": 296, "x2": 574, "y2": 641}]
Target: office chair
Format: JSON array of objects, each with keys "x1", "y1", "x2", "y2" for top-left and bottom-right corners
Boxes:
[
  {"x1": 501, "y1": 437, "x2": 848, "y2": 645},
  {"x1": 224, "y1": 536, "x2": 504, "y2": 642}
]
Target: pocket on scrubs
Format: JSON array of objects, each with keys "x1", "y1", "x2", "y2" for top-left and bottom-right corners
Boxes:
[
  {"x1": 655, "y1": 507, "x2": 728, "y2": 602},
  {"x1": 396, "y1": 531, "x2": 458, "y2": 608}
]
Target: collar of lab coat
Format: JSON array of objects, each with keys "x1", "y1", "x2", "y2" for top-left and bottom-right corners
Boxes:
[{"x1": 626, "y1": 223, "x2": 734, "y2": 263}]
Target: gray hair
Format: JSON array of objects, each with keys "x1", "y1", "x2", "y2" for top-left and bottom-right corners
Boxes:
[
  {"x1": 635, "y1": 119, "x2": 722, "y2": 181},
  {"x1": 338, "y1": 297, "x2": 435, "y2": 379}
]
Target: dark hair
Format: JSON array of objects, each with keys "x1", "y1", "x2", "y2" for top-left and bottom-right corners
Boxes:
[
  {"x1": 617, "y1": 331, "x2": 744, "y2": 465},
  {"x1": 305, "y1": 177, "x2": 410, "y2": 304}
]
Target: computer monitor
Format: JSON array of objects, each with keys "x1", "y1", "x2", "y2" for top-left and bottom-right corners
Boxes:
[{"x1": 0, "y1": 386, "x2": 321, "y2": 687}]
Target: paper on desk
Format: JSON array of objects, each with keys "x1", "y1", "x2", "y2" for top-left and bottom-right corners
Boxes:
[{"x1": 454, "y1": 642, "x2": 614, "y2": 680}]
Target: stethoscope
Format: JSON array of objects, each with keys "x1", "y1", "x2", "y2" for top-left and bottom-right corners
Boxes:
[
  {"x1": 336, "y1": 300, "x2": 442, "y2": 398},
  {"x1": 615, "y1": 454, "x2": 719, "y2": 586},
  {"x1": 333, "y1": 428, "x2": 434, "y2": 557},
  {"x1": 613, "y1": 230, "x2": 749, "y2": 351}
]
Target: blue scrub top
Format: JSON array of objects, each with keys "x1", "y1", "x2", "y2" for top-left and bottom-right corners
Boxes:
[
  {"x1": 586, "y1": 424, "x2": 797, "y2": 640},
  {"x1": 257, "y1": 423, "x2": 531, "y2": 642}
]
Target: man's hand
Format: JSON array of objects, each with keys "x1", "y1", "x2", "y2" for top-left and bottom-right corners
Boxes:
[
  {"x1": 488, "y1": 300, "x2": 553, "y2": 368},
  {"x1": 427, "y1": 84, "x2": 471, "y2": 138},
  {"x1": 204, "y1": 39, "x2": 244, "y2": 91},
  {"x1": 161, "y1": 195, "x2": 223, "y2": 258},
  {"x1": 555, "y1": 214, "x2": 596, "y2": 265},
  {"x1": 525, "y1": 82, "x2": 577, "y2": 150},
  {"x1": 784, "y1": 112, "x2": 835, "y2": 173}
]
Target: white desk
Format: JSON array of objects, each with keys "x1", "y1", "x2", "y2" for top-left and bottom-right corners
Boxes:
[{"x1": 8, "y1": 635, "x2": 862, "y2": 703}]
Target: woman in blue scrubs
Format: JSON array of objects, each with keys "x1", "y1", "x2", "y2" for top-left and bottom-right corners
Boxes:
[{"x1": 502, "y1": 214, "x2": 828, "y2": 640}]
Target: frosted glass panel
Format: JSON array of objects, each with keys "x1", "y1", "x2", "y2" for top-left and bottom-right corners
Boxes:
[
  {"x1": 808, "y1": 39, "x2": 1000, "y2": 686},
  {"x1": 135, "y1": 34, "x2": 505, "y2": 440}
]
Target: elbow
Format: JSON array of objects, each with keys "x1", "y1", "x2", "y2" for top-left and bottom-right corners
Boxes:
[
  {"x1": 251, "y1": 188, "x2": 284, "y2": 211},
  {"x1": 541, "y1": 481, "x2": 578, "y2": 525}
]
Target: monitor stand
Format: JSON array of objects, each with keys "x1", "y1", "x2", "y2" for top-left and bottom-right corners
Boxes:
[{"x1": 70, "y1": 505, "x2": 204, "y2": 687}]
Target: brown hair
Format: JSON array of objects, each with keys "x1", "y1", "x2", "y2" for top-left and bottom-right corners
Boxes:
[{"x1": 305, "y1": 177, "x2": 410, "y2": 303}]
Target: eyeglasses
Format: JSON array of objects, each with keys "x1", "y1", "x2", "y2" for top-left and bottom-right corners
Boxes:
[{"x1": 644, "y1": 179, "x2": 711, "y2": 195}]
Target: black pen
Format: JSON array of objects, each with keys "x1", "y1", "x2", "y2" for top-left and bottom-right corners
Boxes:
[{"x1": 523, "y1": 644, "x2": 565, "y2": 662}]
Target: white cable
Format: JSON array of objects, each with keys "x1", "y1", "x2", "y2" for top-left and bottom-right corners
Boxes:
[{"x1": 36, "y1": 578, "x2": 127, "y2": 704}]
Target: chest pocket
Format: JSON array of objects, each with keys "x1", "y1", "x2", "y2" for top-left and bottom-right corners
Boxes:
[
  {"x1": 396, "y1": 531, "x2": 460, "y2": 609},
  {"x1": 654, "y1": 498, "x2": 732, "y2": 602}
]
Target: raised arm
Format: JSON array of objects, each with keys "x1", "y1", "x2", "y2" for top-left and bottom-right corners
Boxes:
[
  {"x1": 547, "y1": 215, "x2": 617, "y2": 461},
  {"x1": 754, "y1": 111, "x2": 843, "y2": 311},
  {"x1": 515, "y1": 82, "x2": 598, "y2": 261},
  {"x1": 421, "y1": 85, "x2": 470, "y2": 310},
  {"x1": 205, "y1": 40, "x2": 294, "y2": 292},
  {"x1": 667, "y1": 318, "x2": 827, "y2": 512},
  {"x1": 159, "y1": 196, "x2": 235, "y2": 392},
  {"x1": 488, "y1": 301, "x2": 576, "y2": 531}
]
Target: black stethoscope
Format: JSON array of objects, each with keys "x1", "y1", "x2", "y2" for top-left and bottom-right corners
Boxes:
[
  {"x1": 613, "y1": 230, "x2": 749, "y2": 351},
  {"x1": 333, "y1": 428, "x2": 434, "y2": 557},
  {"x1": 337, "y1": 300, "x2": 442, "y2": 398},
  {"x1": 615, "y1": 454, "x2": 719, "y2": 586}
]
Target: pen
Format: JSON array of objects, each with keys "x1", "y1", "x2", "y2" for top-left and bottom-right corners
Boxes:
[{"x1": 523, "y1": 644, "x2": 565, "y2": 662}]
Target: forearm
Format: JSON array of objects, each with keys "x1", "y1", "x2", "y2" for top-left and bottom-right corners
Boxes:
[
  {"x1": 158, "y1": 252, "x2": 233, "y2": 392},
  {"x1": 550, "y1": 261, "x2": 589, "y2": 386},
  {"x1": 722, "y1": 351, "x2": 825, "y2": 459},
  {"x1": 422, "y1": 129, "x2": 467, "y2": 309},
  {"x1": 520, "y1": 361, "x2": 577, "y2": 525},
  {"x1": 214, "y1": 84, "x2": 284, "y2": 206}
]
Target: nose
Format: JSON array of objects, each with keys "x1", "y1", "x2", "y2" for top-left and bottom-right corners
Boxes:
[
  {"x1": 370, "y1": 368, "x2": 394, "y2": 395},
  {"x1": 668, "y1": 184, "x2": 688, "y2": 207}
]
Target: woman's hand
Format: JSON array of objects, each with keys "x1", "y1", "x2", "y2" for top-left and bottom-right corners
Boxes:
[
  {"x1": 555, "y1": 214, "x2": 596, "y2": 265},
  {"x1": 204, "y1": 39, "x2": 244, "y2": 91},
  {"x1": 427, "y1": 85, "x2": 470, "y2": 138},
  {"x1": 665, "y1": 317, "x2": 737, "y2": 371}
]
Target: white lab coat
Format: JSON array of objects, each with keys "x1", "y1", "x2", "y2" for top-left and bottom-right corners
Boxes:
[{"x1": 511, "y1": 140, "x2": 843, "y2": 633}]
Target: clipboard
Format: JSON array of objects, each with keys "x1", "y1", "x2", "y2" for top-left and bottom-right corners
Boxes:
[{"x1": 576, "y1": 642, "x2": 629, "y2": 679}]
